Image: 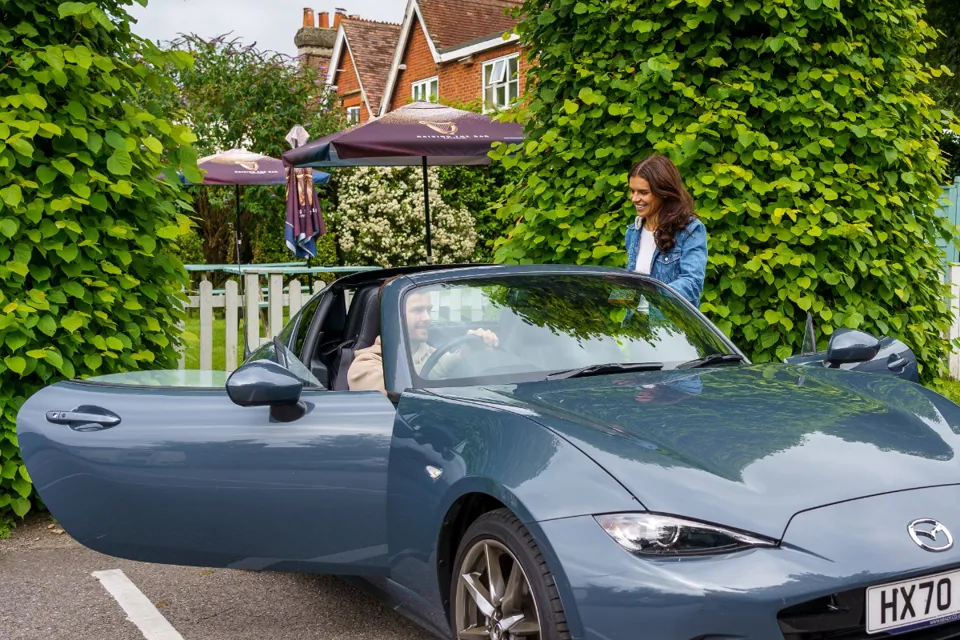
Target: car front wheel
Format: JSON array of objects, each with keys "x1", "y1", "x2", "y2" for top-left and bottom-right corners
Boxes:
[{"x1": 450, "y1": 508, "x2": 570, "y2": 640}]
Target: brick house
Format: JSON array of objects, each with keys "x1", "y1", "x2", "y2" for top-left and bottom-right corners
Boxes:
[
  {"x1": 325, "y1": 16, "x2": 402, "y2": 125},
  {"x1": 378, "y1": 0, "x2": 524, "y2": 115}
]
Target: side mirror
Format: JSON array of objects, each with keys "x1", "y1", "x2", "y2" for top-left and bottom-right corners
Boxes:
[
  {"x1": 825, "y1": 328, "x2": 881, "y2": 365},
  {"x1": 226, "y1": 359, "x2": 304, "y2": 417}
]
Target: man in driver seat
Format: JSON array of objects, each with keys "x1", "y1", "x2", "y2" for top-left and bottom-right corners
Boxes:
[{"x1": 348, "y1": 282, "x2": 498, "y2": 394}]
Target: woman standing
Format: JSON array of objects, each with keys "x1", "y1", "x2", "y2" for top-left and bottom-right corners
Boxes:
[{"x1": 624, "y1": 155, "x2": 707, "y2": 307}]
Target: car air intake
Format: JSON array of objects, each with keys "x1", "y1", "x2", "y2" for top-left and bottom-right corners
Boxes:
[{"x1": 778, "y1": 589, "x2": 960, "y2": 639}]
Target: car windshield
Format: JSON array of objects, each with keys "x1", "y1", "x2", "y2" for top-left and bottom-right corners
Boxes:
[{"x1": 402, "y1": 273, "x2": 736, "y2": 387}]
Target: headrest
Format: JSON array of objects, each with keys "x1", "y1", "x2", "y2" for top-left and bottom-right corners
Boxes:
[{"x1": 353, "y1": 287, "x2": 381, "y2": 350}]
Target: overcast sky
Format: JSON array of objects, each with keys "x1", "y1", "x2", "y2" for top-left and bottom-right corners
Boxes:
[{"x1": 128, "y1": 0, "x2": 407, "y2": 58}]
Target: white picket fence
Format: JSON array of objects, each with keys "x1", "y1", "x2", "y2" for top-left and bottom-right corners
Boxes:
[
  {"x1": 178, "y1": 271, "x2": 491, "y2": 372},
  {"x1": 178, "y1": 273, "x2": 329, "y2": 371},
  {"x1": 949, "y1": 264, "x2": 960, "y2": 379}
]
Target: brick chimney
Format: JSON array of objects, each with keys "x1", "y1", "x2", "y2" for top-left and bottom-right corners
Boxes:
[
  {"x1": 333, "y1": 8, "x2": 346, "y2": 29},
  {"x1": 294, "y1": 7, "x2": 338, "y2": 79}
]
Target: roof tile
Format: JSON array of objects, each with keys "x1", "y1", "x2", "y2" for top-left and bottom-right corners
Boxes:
[
  {"x1": 417, "y1": 0, "x2": 521, "y2": 52},
  {"x1": 340, "y1": 18, "x2": 403, "y2": 115}
]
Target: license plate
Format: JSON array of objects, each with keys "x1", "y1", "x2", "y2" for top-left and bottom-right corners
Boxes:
[{"x1": 866, "y1": 568, "x2": 960, "y2": 634}]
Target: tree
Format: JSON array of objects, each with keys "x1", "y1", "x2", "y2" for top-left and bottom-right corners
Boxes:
[
  {"x1": 492, "y1": 0, "x2": 960, "y2": 383},
  {"x1": 923, "y1": 0, "x2": 960, "y2": 179},
  {"x1": 148, "y1": 34, "x2": 346, "y2": 270},
  {"x1": 0, "y1": 0, "x2": 199, "y2": 528}
]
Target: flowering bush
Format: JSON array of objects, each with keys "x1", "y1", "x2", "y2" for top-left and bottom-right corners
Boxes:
[{"x1": 332, "y1": 166, "x2": 477, "y2": 267}]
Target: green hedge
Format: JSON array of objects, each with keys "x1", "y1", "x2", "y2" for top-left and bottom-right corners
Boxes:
[
  {"x1": 494, "y1": 0, "x2": 960, "y2": 383},
  {"x1": 0, "y1": 0, "x2": 199, "y2": 528}
]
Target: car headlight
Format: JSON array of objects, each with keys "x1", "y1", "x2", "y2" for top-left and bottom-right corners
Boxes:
[{"x1": 595, "y1": 513, "x2": 777, "y2": 556}]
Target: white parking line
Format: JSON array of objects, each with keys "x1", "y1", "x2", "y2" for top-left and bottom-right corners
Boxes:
[{"x1": 92, "y1": 569, "x2": 184, "y2": 640}]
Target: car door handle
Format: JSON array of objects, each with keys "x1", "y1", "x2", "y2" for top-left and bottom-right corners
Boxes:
[
  {"x1": 46, "y1": 406, "x2": 121, "y2": 431},
  {"x1": 887, "y1": 355, "x2": 908, "y2": 371}
]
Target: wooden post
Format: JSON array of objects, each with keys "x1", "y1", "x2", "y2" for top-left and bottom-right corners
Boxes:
[
  {"x1": 176, "y1": 285, "x2": 186, "y2": 370},
  {"x1": 269, "y1": 272, "x2": 284, "y2": 337},
  {"x1": 199, "y1": 280, "x2": 213, "y2": 370},
  {"x1": 289, "y1": 279, "x2": 303, "y2": 317},
  {"x1": 951, "y1": 265, "x2": 960, "y2": 380},
  {"x1": 225, "y1": 279, "x2": 239, "y2": 371},
  {"x1": 313, "y1": 280, "x2": 324, "y2": 294},
  {"x1": 245, "y1": 272, "x2": 260, "y2": 349}
]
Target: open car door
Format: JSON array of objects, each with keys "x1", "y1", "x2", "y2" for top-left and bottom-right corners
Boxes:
[{"x1": 16, "y1": 342, "x2": 397, "y2": 576}]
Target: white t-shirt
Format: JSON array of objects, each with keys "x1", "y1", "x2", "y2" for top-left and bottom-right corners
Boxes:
[{"x1": 634, "y1": 227, "x2": 656, "y2": 275}]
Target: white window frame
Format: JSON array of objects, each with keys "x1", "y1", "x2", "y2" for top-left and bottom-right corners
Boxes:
[
  {"x1": 346, "y1": 106, "x2": 361, "y2": 124},
  {"x1": 412, "y1": 76, "x2": 439, "y2": 103},
  {"x1": 482, "y1": 53, "x2": 519, "y2": 112}
]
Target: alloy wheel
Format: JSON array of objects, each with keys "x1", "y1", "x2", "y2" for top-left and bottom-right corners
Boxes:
[{"x1": 454, "y1": 538, "x2": 541, "y2": 639}]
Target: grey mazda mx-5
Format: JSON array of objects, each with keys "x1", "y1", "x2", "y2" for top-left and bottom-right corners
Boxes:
[{"x1": 17, "y1": 264, "x2": 960, "y2": 639}]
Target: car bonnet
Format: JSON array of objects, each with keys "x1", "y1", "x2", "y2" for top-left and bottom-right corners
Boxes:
[{"x1": 432, "y1": 363, "x2": 960, "y2": 540}]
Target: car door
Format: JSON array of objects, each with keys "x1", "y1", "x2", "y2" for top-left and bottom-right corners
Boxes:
[{"x1": 16, "y1": 344, "x2": 397, "y2": 576}]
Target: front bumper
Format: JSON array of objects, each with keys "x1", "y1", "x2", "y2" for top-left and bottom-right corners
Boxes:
[{"x1": 536, "y1": 485, "x2": 960, "y2": 639}]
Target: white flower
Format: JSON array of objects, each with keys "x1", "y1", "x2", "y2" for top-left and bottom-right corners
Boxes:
[{"x1": 331, "y1": 166, "x2": 477, "y2": 266}]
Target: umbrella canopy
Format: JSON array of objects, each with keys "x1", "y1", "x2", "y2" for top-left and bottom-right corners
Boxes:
[
  {"x1": 281, "y1": 103, "x2": 524, "y2": 261},
  {"x1": 281, "y1": 102, "x2": 524, "y2": 168},
  {"x1": 187, "y1": 148, "x2": 330, "y2": 185}
]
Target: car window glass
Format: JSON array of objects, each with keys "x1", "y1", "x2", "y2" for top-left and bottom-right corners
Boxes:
[
  {"x1": 400, "y1": 274, "x2": 732, "y2": 387},
  {"x1": 292, "y1": 290, "x2": 325, "y2": 356},
  {"x1": 246, "y1": 339, "x2": 323, "y2": 388}
]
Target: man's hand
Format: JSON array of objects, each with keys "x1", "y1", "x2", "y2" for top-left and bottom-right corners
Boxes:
[{"x1": 466, "y1": 328, "x2": 499, "y2": 348}]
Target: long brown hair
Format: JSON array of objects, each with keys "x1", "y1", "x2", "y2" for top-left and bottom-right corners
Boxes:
[{"x1": 629, "y1": 155, "x2": 697, "y2": 253}]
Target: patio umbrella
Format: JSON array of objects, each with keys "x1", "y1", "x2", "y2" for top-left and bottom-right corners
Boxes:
[
  {"x1": 182, "y1": 148, "x2": 331, "y2": 359},
  {"x1": 182, "y1": 148, "x2": 330, "y2": 263},
  {"x1": 281, "y1": 102, "x2": 524, "y2": 261}
]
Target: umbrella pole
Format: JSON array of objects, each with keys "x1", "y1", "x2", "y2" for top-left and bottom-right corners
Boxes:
[
  {"x1": 422, "y1": 156, "x2": 433, "y2": 264},
  {"x1": 235, "y1": 184, "x2": 250, "y2": 360}
]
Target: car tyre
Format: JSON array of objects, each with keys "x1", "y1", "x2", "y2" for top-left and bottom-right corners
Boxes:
[{"x1": 450, "y1": 508, "x2": 570, "y2": 640}]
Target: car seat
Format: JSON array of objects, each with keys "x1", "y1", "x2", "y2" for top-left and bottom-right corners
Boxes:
[{"x1": 329, "y1": 285, "x2": 381, "y2": 391}]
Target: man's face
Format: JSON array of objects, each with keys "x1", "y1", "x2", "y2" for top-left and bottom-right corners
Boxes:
[{"x1": 405, "y1": 292, "x2": 433, "y2": 343}]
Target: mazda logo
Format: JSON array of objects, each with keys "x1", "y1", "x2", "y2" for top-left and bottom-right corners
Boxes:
[{"x1": 908, "y1": 518, "x2": 954, "y2": 552}]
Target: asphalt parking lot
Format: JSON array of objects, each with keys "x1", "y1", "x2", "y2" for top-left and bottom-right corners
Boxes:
[{"x1": 0, "y1": 513, "x2": 437, "y2": 640}]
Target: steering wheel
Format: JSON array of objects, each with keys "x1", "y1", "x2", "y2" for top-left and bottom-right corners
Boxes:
[{"x1": 419, "y1": 333, "x2": 498, "y2": 379}]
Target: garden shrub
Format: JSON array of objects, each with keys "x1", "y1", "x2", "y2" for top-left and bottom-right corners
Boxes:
[
  {"x1": 0, "y1": 0, "x2": 199, "y2": 529},
  {"x1": 493, "y1": 0, "x2": 960, "y2": 382},
  {"x1": 331, "y1": 166, "x2": 477, "y2": 267},
  {"x1": 438, "y1": 164, "x2": 510, "y2": 261}
]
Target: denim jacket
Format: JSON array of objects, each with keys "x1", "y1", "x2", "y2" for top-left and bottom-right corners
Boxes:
[{"x1": 625, "y1": 217, "x2": 707, "y2": 307}]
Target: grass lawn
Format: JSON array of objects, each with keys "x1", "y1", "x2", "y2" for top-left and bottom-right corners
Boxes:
[{"x1": 179, "y1": 307, "x2": 290, "y2": 370}]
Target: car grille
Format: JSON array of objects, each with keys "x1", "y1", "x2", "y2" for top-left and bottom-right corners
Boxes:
[{"x1": 778, "y1": 589, "x2": 960, "y2": 639}]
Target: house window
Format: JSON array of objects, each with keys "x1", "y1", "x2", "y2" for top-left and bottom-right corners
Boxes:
[
  {"x1": 346, "y1": 106, "x2": 360, "y2": 124},
  {"x1": 412, "y1": 77, "x2": 439, "y2": 102},
  {"x1": 483, "y1": 54, "x2": 519, "y2": 111}
]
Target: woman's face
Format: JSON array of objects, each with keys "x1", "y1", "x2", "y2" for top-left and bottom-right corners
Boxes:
[{"x1": 629, "y1": 175, "x2": 661, "y2": 220}]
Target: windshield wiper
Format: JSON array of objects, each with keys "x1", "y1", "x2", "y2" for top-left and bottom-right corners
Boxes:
[
  {"x1": 545, "y1": 362, "x2": 663, "y2": 381},
  {"x1": 675, "y1": 353, "x2": 744, "y2": 369}
]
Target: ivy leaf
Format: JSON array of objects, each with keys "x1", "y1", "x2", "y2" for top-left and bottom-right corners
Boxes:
[
  {"x1": 0, "y1": 219, "x2": 18, "y2": 238},
  {"x1": 64, "y1": 100, "x2": 87, "y2": 121},
  {"x1": 11, "y1": 497, "x2": 31, "y2": 517},
  {"x1": 36, "y1": 165, "x2": 59, "y2": 184},
  {"x1": 36, "y1": 315, "x2": 57, "y2": 336},
  {"x1": 84, "y1": 353, "x2": 102, "y2": 370},
  {"x1": 4, "y1": 356, "x2": 25, "y2": 375},
  {"x1": 1, "y1": 185, "x2": 22, "y2": 207},
  {"x1": 142, "y1": 136, "x2": 163, "y2": 154},
  {"x1": 61, "y1": 314, "x2": 84, "y2": 332},
  {"x1": 59, "y1": 2, "x2": 94, "y2": 17},
  {"x1": 52, "y1": 158, "x2": 75, "y2": 176},
  {"x1": 107, "y1": 151, "x2": 133, "y2": 175}
]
